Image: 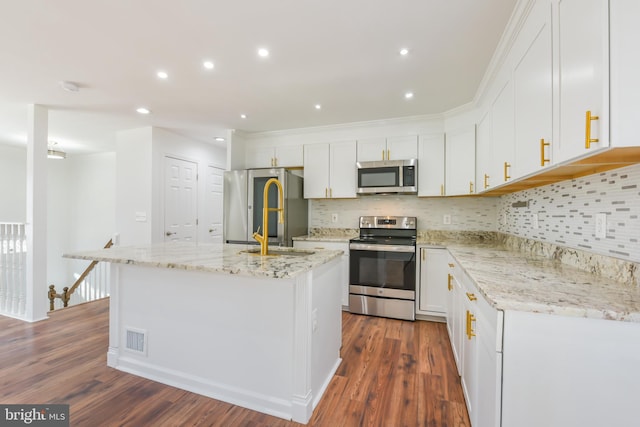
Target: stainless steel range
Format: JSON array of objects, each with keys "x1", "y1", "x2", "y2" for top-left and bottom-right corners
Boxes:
[{"x1": 349, "y1": 216, "x2": 417, "y2": 321}]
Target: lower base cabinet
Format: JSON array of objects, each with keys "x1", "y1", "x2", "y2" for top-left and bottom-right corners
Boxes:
[
  {"x1": 416, "y1": 247, "x2": 449, "y2": 319},
  {"x1": 294, "y1": 240, "x2": 349, "y2": 309},
  {"x1": 447, "y1": 252, "x2": 640, "y2": 427}
]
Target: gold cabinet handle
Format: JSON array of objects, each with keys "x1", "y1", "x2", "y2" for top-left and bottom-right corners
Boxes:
[
  {"x1": 540, "y1": 138, "x2": 550, "y2": 166},
  {"x1": 325, "y1": 188, "x2": 328, "y2": 198},
  {"x1": 440, "y1": 184, "x2": 444, "y2": 196},
  {"x1": 448, "y1": 263, "x2": 454, "y2": 268},
  {"x1": 421, "y1": 249, "x2": 426, "y2": 261},
  {"x1": 381, "y1": 149, "x2": 385, "y2": 160},
  {"x1": 469, "y1": 181, "x2": 474, "y2": 194},
  {"x1": 504, "y1": 162, "x2": 511, "y2": 181},
  {"x1": 585, "y1": 110, "x2": 599, "y2": 149},
  {"x1": 387, "y1": 149, "x2": 390, "y2": 160},
  {"x1": 447, "y1": 274, "x2": 453, "y2": 291},
  {"x1": 466, "y1": 292, "x2": 477, "y2": 301},
  {"x1": 329, "y1": 188, "x2": 333, "y2": 198},
  {"x1": 466, "y1": 310, "x2": 476, "y2": 340},
  {"x1": 484, "y1": 173, "x2": 490, "y2": 189}
]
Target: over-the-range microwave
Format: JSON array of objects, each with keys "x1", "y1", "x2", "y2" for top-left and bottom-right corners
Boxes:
[{"x1": 356, "y1": 159, "x2": 418, "y2": 195}]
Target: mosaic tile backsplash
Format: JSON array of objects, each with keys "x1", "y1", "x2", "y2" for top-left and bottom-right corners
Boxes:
[
  {"x1": 498, "y1": 163, "x2": 640, "y2": 263},
  {"x1": 309, "y1": 195, "x2": 498, "y2": 232}
]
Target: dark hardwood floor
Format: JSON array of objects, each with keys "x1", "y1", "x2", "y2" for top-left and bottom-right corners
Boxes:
[{"x1": 0, "y1": 299, "x2": 470, "y2": 426}]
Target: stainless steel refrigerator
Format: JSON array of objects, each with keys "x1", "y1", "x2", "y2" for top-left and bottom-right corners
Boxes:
[{"x1": 223, "y1": 168, "x2": 308, "y2": 246}]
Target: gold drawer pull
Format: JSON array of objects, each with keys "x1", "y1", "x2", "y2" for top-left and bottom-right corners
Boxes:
[
  {"x1": 466, "y1": 310, "x2": 476, "y2": 339},
  {"x1": 504, "y1": 162, "x2": 511, "y2": 181},
  {"x1": 447, "y1": 274, "x2": 453, "y2": 291},
  {"x1": 540, "y1": 138, "x2": 550, "y2": 166},
  {"x1": 484, "y1": 173, "x2": 490, "y2": 189},
  {"x1": 466, "y1": 292, "x2": 477, "y2": 301},
  {"x1": 585, "y1": 110, "x2": 599, "y2": 149},
  {"x1": 448, "y1": 263, "x2": 454, "y2": 268}
]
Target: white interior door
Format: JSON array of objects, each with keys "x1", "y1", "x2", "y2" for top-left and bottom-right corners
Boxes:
[
  {"x1": 164, "y1": 156, "x2": 198, "y2": 242},
  {"x1": 203, "y1": 165, "x2": 224, "y2": 243}
]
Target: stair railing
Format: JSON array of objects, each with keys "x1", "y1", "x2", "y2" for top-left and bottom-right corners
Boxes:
[{"x1": 49, "y1": 238, "x2": 113, "y2": 311}]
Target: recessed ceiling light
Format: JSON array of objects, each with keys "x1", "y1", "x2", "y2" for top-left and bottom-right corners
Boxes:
[
  {"x1": 59, "y1": 81, "x2": 79, "y2": 92},
  {"x1": 203, "y1": 61, "x2": 215, "y2": 70},
  {"x1": 214, "y1": 137, "x2": 225, "y2": 142},
  {"x1": 400, "y1": 48, "x2": 409, "y2": 56},
  {"x1": 240, "y1": 114, "x2": 247, "y2": 119},
  {"x1": 315, "y1": 104, "x2": 322, "y2": 110},
  {"x1": 157, "y1": 71, "x2": 168, "y2": 79},
  {"x1": 136, "y1": 107, "x2": 151, "y2": 114},
  {"x1": 404, "y1": 92, "x2": 414, "y2": 99},
  {"x1": 257, "y1": 48, "x2": 269, "y2": 58}
]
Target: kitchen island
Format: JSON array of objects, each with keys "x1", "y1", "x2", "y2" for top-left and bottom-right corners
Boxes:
[{"x1": 64, "y1": 242, "x2": 343, "y2": 424}]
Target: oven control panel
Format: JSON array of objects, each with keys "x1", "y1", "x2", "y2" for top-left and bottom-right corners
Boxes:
[{"x1": 359, "y1": 216, "x2": 416, "y2": 230}]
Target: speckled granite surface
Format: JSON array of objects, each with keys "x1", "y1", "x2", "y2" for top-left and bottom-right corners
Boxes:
[
  {"x1": 300, "y1": 227, "x2": 640, "y2": 322},
  {"x1": 64, "y1": 242, "x2": 342, "y2": 279},
  {"x1": 446, "y1": 242, "x2": 640, "y2": 322},
  {"x1": 293, "y1": 228, "x2": 358, "y2": 242}
]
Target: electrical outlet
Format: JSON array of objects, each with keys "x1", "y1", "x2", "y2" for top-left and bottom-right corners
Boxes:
[
  {"x1": 595, "y1": 213, "x2": 606, "y2": 238},
  {"x1": 443, "y1": 214, "x2": 451, "y2": 225},
  {"x1": 331, "y1": 213, "x2": 338, "y2": 223},
  {"x1": 532, "y1": 213, "x2": 539, "y2": 229}
]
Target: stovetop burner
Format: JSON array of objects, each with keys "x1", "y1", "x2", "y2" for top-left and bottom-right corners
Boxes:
[{"x1": 350, "y1": 215, "x2": 417, "y2": 247}]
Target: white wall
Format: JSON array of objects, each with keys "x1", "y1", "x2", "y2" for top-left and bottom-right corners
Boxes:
[
  {"x1": 115, "y1": 127, "x2": 153, "y2": 246},
  {"x1": 0, "y1": 145, "x2": 26, "y2": 222}
]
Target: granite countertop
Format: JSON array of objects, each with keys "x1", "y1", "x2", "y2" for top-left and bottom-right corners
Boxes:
[
  {"x1": 293, "y1": 229, "x2": 357, "y2": 243},
  {"x1": 441, "y1": 241, "x2": 640, "y2": 322},
  {"x1": 64, "y1": 242, "x2": 343, "y2": 280}
]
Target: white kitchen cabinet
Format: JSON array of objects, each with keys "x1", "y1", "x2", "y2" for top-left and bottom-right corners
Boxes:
[
  {"x1": 447, "y1": 255, "x2": 503, "y2": 427},
  {"x1": 294, "y1": 240, "x2": 350, "y2": 309},
  {"x1": 246, "y1": 144, "x2": 304, "y2": 169},
  {"x1": 357, "y1": 135, "x2": 418, "y2": 161},
  {"x1": 461, "y1": 291, "x2": 479, "y2": 426},
  {"x1": 416, "y1": 247, "x2": 448, "y2": 318},
  {"x1": 513, "y1": 0, "x2": 553, "y2": 178},
  {"x1": 418, "y1": 133, "x2": 445, "y2": 197},
  {"x1": 501, "y1": 310, "x2": 640, "y2": 427},
  {"x1": 609, "y1": 0, "x2": 640, "y2": 148},
  {"x1": 303, "y1": 141, "x2": 356, "y2": 199},
  {"x1": 445, "y1": 126, "x2": 476, "y2": 196},
  {"x1": 446, "y1": 258, "x2": 462, "y2": 373},
  {"x1": 554, "y1": 0, "x2": 609, "y2": 163},
  {"x1": 489, "y1": 80, "x2": 515, "y2": 189},
  {"x1": 475, "y1": 110, "x2": 493, "y2": 191}
]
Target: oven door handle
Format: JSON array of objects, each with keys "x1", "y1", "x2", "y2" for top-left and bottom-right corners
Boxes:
[{"x1": 349, "y1": 243, "x2": 416, "y2": 253}]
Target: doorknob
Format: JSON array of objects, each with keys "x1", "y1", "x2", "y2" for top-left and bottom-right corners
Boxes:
[{"x1": 165, "y1": 231, "x2": 176, "y2": 236}]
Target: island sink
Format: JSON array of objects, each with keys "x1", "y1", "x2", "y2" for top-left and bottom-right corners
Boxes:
[{"x1": 240, "y1": 248, "x2": 315, "y2": 257}]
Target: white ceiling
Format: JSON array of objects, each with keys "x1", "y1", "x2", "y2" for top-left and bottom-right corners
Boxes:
[{"x1": 0, "y1": 0, "x2": 517, "y2": 154}]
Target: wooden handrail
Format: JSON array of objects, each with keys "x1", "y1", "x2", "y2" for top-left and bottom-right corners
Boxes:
[{"x1": 49, "y1": 238, "x2": 113, "y2": 311}]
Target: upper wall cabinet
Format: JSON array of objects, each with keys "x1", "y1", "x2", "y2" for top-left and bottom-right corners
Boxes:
[
  {"x1": 418, "y1": 133, "x2": 445, "y2": 196},
  {"x1": 445, "y1": 126, "x2": 476, "y2": 196},
  {"x1": 476, "y1": 110, "x2": 493, "y2": 192},
  {"x1": 490, "y1": 80, "x2": 516, "y2": 189},
  {"x1": 303, "y1": 141, "x2": 357, "y2": 199},
  {"x1": 357, "y1": 135, "x2": 418, "y2": 162},
  {"x1": 246, "y1": 145, "x2": 304, "y2": 169},
  {"x1": 513, "y1": 0, "x2": 553, "y2": 178},
  {"x1": 554, "y1": 0, "x2": 609, "y2": 163}
]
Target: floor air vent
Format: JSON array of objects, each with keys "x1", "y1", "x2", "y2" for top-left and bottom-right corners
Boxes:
[{"x1": 125, "y1": 328, "x2": 147, "y2": 355}]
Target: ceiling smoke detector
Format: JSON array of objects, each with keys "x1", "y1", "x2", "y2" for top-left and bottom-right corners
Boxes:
[{"x1": 59, "y1": 81, "x2": 79, "y2": 92}]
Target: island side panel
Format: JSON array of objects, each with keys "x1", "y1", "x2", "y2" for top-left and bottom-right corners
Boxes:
[{"x1": 109, "y1": 263, "x2": 298, "y2": 420}]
